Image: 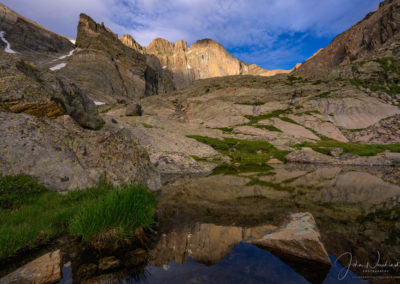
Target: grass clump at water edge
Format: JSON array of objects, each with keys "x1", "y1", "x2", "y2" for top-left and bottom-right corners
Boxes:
[{"x1": 0, "y1": 175, "x2": 156, "y2": 258}]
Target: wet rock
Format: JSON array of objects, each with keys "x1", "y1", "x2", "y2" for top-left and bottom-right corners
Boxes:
[
  {"x1": 98, "y1": 256, "x2": 120, "y2": 271},
  {"x1": 0, "y1": 250, "x2": 62, "y2": 284},
  {"x1": 250, "y1": 212, "x2": 331, "y2": 265},
  {"x1": 77, "y1": 263, "x2": 98, "y2": 281},
  {"x1": 124, "y1": 249, "x2": 148, "y2": 267},
  {"x1": 125, "y1": 103, "x2": 142, "y2": 116}
]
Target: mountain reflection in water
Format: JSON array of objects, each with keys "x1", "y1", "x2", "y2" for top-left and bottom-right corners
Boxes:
[{"x1": 60, "y1": 164, "x2": 399, "y2": 283}]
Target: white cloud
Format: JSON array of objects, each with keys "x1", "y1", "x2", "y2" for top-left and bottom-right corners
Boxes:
[{"x1": 2, "y1": 0, "x2": 383, "y2": 68}]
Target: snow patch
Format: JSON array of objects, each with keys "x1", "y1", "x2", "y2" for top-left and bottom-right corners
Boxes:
[
  {"x1": 162, "y1": 65, "x2": 167, "y2": 69},
  {"x1": 94, "y1": 101, "x2": 106, "y2": 106},
  {"x1": 69, "y1": 39, "x2": 76, "y2": 45},
  {"x1": 50, "y1": 63, "x2": 67, "y2": 71},
  {"x1": 0, "y1": 31, "x2": 16, "y2": 54},
  {"x1": 55, "y1": 49, "x2": 75, "y2": 61}
]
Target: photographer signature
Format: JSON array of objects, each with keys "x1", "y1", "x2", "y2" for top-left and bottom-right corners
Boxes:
[{"x1": 335, "y1": 251, "x2": 400, "y2": 280}]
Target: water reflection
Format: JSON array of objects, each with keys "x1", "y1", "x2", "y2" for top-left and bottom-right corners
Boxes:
[{"x1": 70, "y1": 164, "x2": 400, "y2": 283}]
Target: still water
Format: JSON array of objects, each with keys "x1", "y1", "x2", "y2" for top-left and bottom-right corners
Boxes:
[{"x1": 61, "y1": 163, "x2": 400, "y2": 283}]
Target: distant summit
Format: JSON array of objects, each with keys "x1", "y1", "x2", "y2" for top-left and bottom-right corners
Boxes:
[{"x1": 120, "y1": 36, "x2": 291, "y2": 88}]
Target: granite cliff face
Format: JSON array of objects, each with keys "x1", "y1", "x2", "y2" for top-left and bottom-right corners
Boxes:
[
  {"x1": 296, "y1": 0, "x2": 400, "y2": 78},
  {"x1": 120, "y1": 34, "x2": 146, "y2": 54},
  {"x1": 55, "y1": 14, "x2": 175, "y2": 104},
  {"x1": 120, "y1": 37, "x2": 290, "y2": 88},
  {"x1": 0, "y1": 9, "x2": 162, "y2": 190},
  {"x1": 0, "y1": 3, "x2": 74, "y2": 63}
]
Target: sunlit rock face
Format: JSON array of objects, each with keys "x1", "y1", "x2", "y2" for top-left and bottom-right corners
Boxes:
[
  {"x1": 145, "y1": 37, "x2": 290, "y2": 88},
  {"x1": 55, "y1": 14, "x2": 175, "y2": 104}
]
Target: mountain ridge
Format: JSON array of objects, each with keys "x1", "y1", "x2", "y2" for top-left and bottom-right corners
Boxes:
[{"x1": 120, "y1": 35, "x2": 292, "y2": 88}]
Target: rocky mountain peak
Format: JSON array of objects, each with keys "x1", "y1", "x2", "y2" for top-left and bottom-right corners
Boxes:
[
  {"x1": 191, "y1": 38, "x2": 223, "y2": 49},
  {"x1": 119, "y1": 34, "x2": 146, "y2": 54},
  {"x1": 174, "y1": 39, "x2": 188, "y2": 52},
  {"x1": 296, "y1": 0, "x2": 400, "y2": 77},
  {"x1": 147, "y1": 38, "x2": 175, "y2": 54},
  {"x1": 76, "y1": 13, "x2": 120, "y2": 50}
]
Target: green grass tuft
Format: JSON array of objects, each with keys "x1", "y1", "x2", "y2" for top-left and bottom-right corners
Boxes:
[
  {"x1": 0, "y1": 174, "x2": 46, "y2": 209},
  {"x1": 0, "y1": 177, "x2": 156, "y2": 258},
  {"x1": 69, "y1": 184, "x2": 156, "y2": 241}
]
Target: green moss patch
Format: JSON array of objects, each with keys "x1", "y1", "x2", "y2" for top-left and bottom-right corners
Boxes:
[
  {"x1": 142, "y1": 123, "x2": 153, "y2": 128},
  {"x1": 244, "y1": 109, "x2": 291, "y2": 124},
  {"x1": 187, "y1": 135, "x2": 290, "y2": 162},
  {"x1": 254, "y1": 125, "x2": 282, "y2": 132}
]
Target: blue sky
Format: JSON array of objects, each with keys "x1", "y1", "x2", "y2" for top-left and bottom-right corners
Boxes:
[{"x1": 3, "y1": 0, "x2": 383, "y2": 70}]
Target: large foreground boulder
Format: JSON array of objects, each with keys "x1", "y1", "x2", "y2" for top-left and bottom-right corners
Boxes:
[
  {"x1": 0, "y1": 111, "x2": 161, "y2": 191},
  {"x1": 250, "y1": 212, "x2": 331, "y2": 265},
  {"x1": 0, "y1": 51, "x2": 104, "y2": 130},
  {"x1": 0, "y1": 250, "x2": 62, "y2": 284}
]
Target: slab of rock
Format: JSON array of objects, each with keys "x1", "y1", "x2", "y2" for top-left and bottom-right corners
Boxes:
[
  {"x1": 250, "y1": 212, "x2": 331, "y2": 265},
  {"x1": 260, "y1": 118, "x2": 320, "y2": 140},
  {"x1": 0, "y1": 111, "x2": 161, "y2": 191},
  {"x1": 286, "y1": 148, "x2": 400, "y2": 166},
  {"x1": 287, "y1": 114, "x2": 348, "y2": 142},
  {"x1": 0, "y1": 250, "x2": 62, "y2": 284},
  {"x1": 312, "y1": 97, "x2": 400, "y2": 129}
]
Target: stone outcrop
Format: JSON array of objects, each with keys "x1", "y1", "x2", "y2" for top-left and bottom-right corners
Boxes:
[
  {"x1": 0, "y1": 51, "x2": 104, "y2": 130},
  {"x1": 0, "y1": 3, "x2": 74, "y2": 63},
  {"x1": 0, "y1": 250, "x2": 62, "y2": 284},
  {"x1": 145, "y1": 37, "x2": 290, "y2": 88},
  {"x1": 119, "y1": 34, "x2": 146, "y2": 54},
  {"x1": 250, "y1": 212, "x2": 331, "y2": 265},
  {"x1": 345, "y1": 114, "x2": 400, "y2": 144},
  {"x1": 296, "y1": 0, "x2": 400, "y2": 78},
  {"x1": 286, "y1": 147, "x2": 400, "y2": 166},
  {"x1": 0, "y1": 111, "x2": 161, "y2": 191},
  {"x1": 55, "y1": 14, "x2": 174, "y2": 103}
]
